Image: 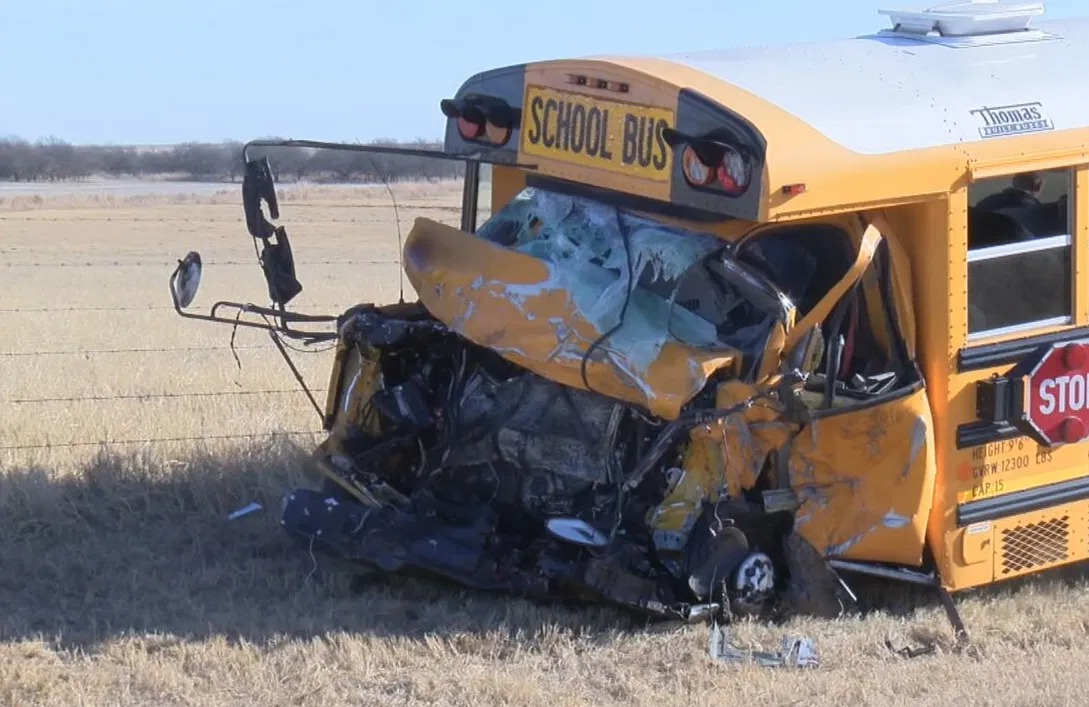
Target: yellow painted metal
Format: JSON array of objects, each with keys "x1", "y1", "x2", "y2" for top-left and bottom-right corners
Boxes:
[
  {"x1": 519, "y1": 84, "x2": 675, "y2": 183},
  {"x1": 959, "y1": 522, "x2": 994, "y2": 566},
  {"x1": 328, "y1": 51, "x2": 1089, "y2": 594}
]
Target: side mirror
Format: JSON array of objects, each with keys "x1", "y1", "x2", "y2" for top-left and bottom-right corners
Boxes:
[
  {"x1": 242, "y1": 156, "x2": 279, "y2": 240},
  {"x1": 261, "y1": 226, "x2": 303, "y2": 307},
  {"x1": 240, "y1": 155, "x2": 303, "y2": 307},
  {"x1": 169, "y1": 251, "x2": 203, "y2": 309}
]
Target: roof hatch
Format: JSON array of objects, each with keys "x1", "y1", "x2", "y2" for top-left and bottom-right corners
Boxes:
[{"x1": 877, "y1": 1, "x2": 1058, "y2": 46}]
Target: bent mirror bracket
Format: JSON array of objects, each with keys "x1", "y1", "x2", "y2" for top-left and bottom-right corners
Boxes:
[
  {"x1": 168, "y1": 138, "x2": 539, "y2": 342},
  {"x1": 242, "y1": 155, "x2": 279, "y2": 240},
  {"x1": 241, "y1": 154, "x2": 303, "y2": 310}
]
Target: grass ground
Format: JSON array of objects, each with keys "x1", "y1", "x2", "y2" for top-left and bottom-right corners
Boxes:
[{"x1": 3, "y1": 177, "x2": 1089, "y2": 706}]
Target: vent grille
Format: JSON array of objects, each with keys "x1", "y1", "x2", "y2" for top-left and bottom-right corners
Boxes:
[{"x1": 999, "y1": 515, "x2": 1070, "y2": 575}]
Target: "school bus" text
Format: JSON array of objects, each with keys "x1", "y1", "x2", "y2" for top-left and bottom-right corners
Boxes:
[{"x1": 520, "y1": 85, "x2": 675, "y2": 183}]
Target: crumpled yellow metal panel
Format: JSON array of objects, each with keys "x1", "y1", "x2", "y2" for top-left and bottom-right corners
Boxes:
[
  {"x1": 787, "y1": 384, "x2": 937, "y2": 565},
  {"x1": 646, "y1": 380, "x2": 801, "y2": 549},
  {"x1": 716, "y1": 380, "x2": 800, "y2": 496},
  {"x1": 646, "y1": 429, "x2": 728, "y2": 553},
  {"x1": 395, "y1": 205, "x2": 936, "y2": 569},
  {"x1": 865, "y1": 210, "x2": 918, "y2": 359},
  {"x1": 402, "y1": 216, "x2": 741, "y2": 420}
]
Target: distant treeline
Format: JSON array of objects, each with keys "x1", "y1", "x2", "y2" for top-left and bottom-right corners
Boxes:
[{"x1": 0, "y1": 137, "x2": 465, "y2": 183}]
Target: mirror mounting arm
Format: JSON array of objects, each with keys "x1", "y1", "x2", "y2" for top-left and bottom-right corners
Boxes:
[
  {"x1": 168, "y1": 297, "x2": 338, "y2": 343},
  {"x1": 168, "y1": 259, "x2": 337, "y2": 342},
  {"x1": 209, "y1": 300, "x2": 337, "y2": 325}
]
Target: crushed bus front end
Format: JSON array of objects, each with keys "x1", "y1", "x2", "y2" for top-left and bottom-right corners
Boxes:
[
  {"x1": 280, "y1": 184, "x2": 841, "y2": 622},
  {"x1": 167, "y1": 52, "x2": 939, "y2": 624}
]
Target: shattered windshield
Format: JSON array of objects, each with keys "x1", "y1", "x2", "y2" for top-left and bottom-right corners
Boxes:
[{"x1": 475, "y1": 186, "x2": 788, "y2": 355}]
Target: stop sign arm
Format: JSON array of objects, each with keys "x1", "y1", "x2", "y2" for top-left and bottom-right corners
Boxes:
[{"x1": 975, "y1": 339, "x2": 1089, "y2": 448}]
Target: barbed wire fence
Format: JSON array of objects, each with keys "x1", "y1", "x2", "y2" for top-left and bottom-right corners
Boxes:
[
  {"x1": 2, "y1": 371, "x2": 330, "y2": 454},
  {"x1": 1, "y1": 349, "x2": 332, "y2": 454},
  {"x1": 0, "y1": 206, "x2": 458, "y2": 223},
  {"x1": 0, "y1": 431, "x2": 325, "y2": 453},
  {"x1": 0, "y1": 259, "x2": 399, "y2": 268},
  {"x1": 0, "y1": 259, "x2": 378, "y2": 459},
  {"x1": 0, "y1": 185, "x2": 475, "y2": 462}
]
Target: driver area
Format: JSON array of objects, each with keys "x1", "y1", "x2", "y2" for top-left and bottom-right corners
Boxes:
[{"x1": 735, "y1": 222, "x2": 914, "y2": 408}]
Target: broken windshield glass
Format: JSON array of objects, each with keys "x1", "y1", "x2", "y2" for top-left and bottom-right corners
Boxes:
[{"x1": 475, "y1": 186, "x2": 788, "y2": 357}]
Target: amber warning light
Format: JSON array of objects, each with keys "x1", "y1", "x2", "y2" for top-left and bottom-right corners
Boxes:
[{"x1": 664, "y1": 127, "x2": 752, "y2": 197}]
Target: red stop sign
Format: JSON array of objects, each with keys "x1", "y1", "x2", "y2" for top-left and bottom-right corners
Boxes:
[{"x1": 1020, "y1": 341, "x2": 1089, "y2": 446}]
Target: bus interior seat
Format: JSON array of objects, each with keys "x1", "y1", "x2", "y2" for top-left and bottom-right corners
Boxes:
[
  {"x1": 993, "y1": 204, "x2": 1060, "y2": 239},
  {"x1": 968, "y1": 207, "x2": 1033, "y2": 248}
]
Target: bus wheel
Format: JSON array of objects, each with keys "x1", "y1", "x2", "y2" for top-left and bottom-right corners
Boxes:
[{"x1": 728, "y1": 551, "x2": 778, "y2": 617}]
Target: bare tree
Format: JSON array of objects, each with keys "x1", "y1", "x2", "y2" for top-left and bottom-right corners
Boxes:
[{"x1": 0, "y1": 136, "x2": 452, "y2": 183}]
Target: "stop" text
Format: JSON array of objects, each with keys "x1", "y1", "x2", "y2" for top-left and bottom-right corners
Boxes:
[{"x1": 1038, "y1": 373, "x2": 1089, "y2": 415}]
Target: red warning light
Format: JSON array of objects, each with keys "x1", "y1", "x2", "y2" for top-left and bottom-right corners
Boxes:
[
  {"x1": 1063, "y1": 343, "x2": 1089, "y2": 369},
  {"x1": 457, "y1": 115, "x2": 484, "y2": 140},
  {"x1": 1060, "y1": 416, "x2": 1087, "y2": 443},
  {"x1": 715, "y1": 146, "x2": 750, "y2": 196},
  {"x1": 679, "y1": 142, "x2": 750, "y2": 196}
]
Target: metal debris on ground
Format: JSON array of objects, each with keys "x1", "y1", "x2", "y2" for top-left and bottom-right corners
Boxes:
[
  {"x1": 708, "y1": 621, "x2": 819, "y2": 668},
  {"x1": 227, "y1": 501, "x2": 264, "y2": 520},
  {"x1": 884, "y1": 636, "x2": 937, "y2": 659}
]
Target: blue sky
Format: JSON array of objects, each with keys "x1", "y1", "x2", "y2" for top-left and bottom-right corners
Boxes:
[{"x1": 1, "y1": 0, "x2": 1085, "y2": 146}]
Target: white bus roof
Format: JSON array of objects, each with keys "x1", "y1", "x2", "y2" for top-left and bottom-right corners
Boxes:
[{"x1": 659, "y1": 15, "x2": 1089, "y2": 155}]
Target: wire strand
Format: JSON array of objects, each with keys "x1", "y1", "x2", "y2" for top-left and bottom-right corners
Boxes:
[
  {"x1": 0, "y1": 259, "x2": 396, "y2": 268},
  {"x1": 0, "y1": 207, "x2": 455, "y2": 222},
  {"x1": 0, "y1": 430, "x2": 324, "y2": 452},
  {"x1": 0, "y1": 345, "x2": 276, "y2": 357},
  {"x1": 0, "y1": 303, "x2": 349, "y2": 313},
  {"x1": 7, "y1": 389, "x2": 306, "y2": 404}
]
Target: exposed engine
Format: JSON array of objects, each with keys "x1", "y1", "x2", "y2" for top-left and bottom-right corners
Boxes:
[{"x1": 280, "y1": 303, "x2": 793, "y2": 621}]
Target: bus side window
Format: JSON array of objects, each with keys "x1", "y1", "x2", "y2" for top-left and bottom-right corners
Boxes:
[{"x1": 966, "y1": 168, "x2": 1074, "y2": 339}]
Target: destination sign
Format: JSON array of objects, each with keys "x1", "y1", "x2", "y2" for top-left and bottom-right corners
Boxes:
[{"x1": 519, "y1": 84, "x2": 675, "y2": 182}]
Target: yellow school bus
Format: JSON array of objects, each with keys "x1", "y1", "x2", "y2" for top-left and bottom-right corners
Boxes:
[{"x1": 168, "y1": 2, "x2": 1089, "y2": 636}]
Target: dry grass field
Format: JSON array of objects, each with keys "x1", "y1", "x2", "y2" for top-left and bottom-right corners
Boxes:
[{"x1": 4, "y1": 176, "x2": 1089, "y2": 707}]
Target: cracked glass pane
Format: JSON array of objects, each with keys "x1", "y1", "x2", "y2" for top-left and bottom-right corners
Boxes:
[{"x1": 476, "y1": 186, "x2": 785, "y2": 357}]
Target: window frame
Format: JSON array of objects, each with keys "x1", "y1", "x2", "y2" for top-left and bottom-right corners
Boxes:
[{"x1": 965, "y1": 167, "x2": 1076, "y2": 344}]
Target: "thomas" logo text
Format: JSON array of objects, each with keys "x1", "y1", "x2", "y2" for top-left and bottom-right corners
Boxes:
[{"x1": 970, "y1": 102, "x2": 1054, "y2": 139}]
